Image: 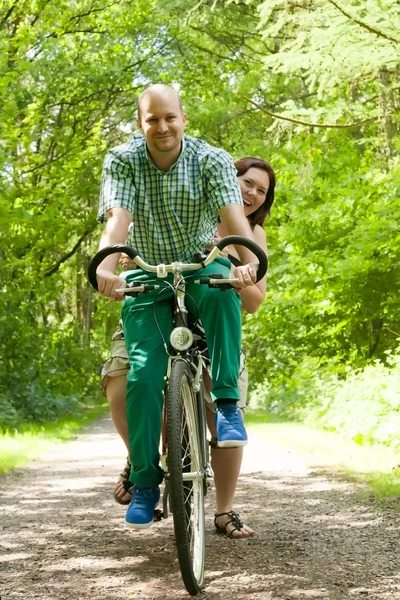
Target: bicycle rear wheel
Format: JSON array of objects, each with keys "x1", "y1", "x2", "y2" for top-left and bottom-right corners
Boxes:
[{"x1": 167, "y1": 359, "x2": 206, "y2": 595}]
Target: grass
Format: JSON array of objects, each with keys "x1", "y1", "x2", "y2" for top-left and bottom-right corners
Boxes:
[
  {"x1": 0, "y1": 403, "x2": 109, "y2": 474},
  {"x1": 245, "y1": 410, "x2": 400, "y2": 505},
  {"x1": 337, "y1": 470, "x2": 400, "y2": 505}
]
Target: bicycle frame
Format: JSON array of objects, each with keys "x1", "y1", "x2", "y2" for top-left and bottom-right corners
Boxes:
[
  {"x1": 157, "y1": 270, "x2": 211, "y2": 522},
  {"x1": 87, "y1": 235, "x2": 268, "y2": 594}
]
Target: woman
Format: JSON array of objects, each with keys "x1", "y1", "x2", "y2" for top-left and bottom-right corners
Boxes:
[{"x1": 103, "y1": 156, "x2": 276, "y2": 537}]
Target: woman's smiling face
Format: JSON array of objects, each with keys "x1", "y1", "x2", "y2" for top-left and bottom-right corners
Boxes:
[{"x1": 238, "y1": 167, "x2": 270, "y2": 217}]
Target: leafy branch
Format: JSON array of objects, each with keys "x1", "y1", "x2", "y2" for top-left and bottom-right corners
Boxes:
[
  {"x1": 243, "y1": 96, "x2": 377, "y2": 129},
  {"x1": 327, "y1": 0, "x2": 400, "y2": 45},
  {"x1": 0, "y1": 0, "x2": 18, "y2": 28},
  {"x1": 45, "y1": 229, "x2": 93, "y2": 276}
]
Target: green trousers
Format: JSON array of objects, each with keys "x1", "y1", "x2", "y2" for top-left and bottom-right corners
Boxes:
[{"x1": 121, "y1": 258, "x2": 242, "y2": 488}]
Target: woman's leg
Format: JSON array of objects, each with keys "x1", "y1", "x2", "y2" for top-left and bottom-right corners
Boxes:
[
  {"x1": 105, "y1": 375, "x2": 132, "y2": 503},
  {"x1": 106, "y1": 375, "x2": 129, "y2": 450},
  {"x1": 206, "y1": 406, "x2": 254, "y2": 537}
]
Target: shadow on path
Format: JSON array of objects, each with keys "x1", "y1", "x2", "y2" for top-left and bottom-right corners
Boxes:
[{"x1": 1, "y1": 416, "x2": 399, "y2": 599}]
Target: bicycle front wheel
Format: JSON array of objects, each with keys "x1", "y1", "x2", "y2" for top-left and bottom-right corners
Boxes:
[{"x1": 167, "y1": 359, "x2": 206, "y2": 595}]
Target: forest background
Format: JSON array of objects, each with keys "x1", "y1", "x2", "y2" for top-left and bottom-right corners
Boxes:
[{"x1": 1, "y1": 0, "x2": 399, "y2": 452}]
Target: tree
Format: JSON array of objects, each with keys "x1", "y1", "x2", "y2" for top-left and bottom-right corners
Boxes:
[{"x1": 1, "y1": 0, "x2": 399, "y2": 427}]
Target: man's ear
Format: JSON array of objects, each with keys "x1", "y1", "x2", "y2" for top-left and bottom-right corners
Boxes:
[
  {"x1": 136, "y1": 118, "x2": 142, "y2": 131},
  {"x1": 182, "y1": 113, "x2": 187, "y2": 126}
]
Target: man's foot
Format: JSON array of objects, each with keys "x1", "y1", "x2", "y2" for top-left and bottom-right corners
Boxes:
[
  {"x1": 214, "y1": 511, "x2": 254, "y2": 538},
  {"x1": 215, "y1": 403, "x2": 248, "y2": 448},
  {"x1": 125, "y1": 486, "x2": 160, "y2": 529},
  {"x1": 114, "y1": 457, "x2": 133, "y2": 505}
]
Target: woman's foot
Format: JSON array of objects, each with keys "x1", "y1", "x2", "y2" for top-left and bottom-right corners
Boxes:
[
  {"x1": 114, "y1": 479, "x2": 132, "y2": 504},
  {"x1": 214, "y1": 511, "x2": 254, "y2": 538},
  {"x1": 113, "y1": 457, "x2": 133, "y2": 505}
]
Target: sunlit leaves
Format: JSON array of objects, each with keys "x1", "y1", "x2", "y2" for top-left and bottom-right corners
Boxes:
[{"x1": 1, "y1": 0, "x2": 400, "y2": 428}]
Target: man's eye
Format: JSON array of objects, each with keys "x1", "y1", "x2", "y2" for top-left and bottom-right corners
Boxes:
[{"x1": 167, "y1": 116, "x2": 176, "y2": 121}]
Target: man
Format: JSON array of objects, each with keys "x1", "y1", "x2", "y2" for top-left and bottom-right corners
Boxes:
[{"x1": 96, "y1": 83, "x2": 259, "y2": 529}]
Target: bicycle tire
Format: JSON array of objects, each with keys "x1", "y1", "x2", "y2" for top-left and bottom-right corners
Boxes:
[{"x1": 167, "y1": 359, "x2": 206, "y2": 595}]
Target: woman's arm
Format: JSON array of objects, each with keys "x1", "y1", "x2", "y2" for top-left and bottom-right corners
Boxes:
[{"x1": 237, "y1": 225, "x2": 267, "y2": 314}]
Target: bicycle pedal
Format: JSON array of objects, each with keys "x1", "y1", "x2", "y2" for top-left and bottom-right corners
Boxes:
[{"x1": 153, "y1": 509, "x2": 164, "y2": 521}]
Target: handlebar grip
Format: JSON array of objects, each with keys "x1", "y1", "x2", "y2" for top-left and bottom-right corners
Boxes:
[
  {"x1": 87, "y1": 244, "x2": 139, "y2": 291},
  {"x1": 215, "y1": 235, "x2": 268, "y2": 282}
]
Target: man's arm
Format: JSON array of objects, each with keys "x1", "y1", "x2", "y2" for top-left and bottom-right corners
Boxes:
[
  {"x1": 204, "y1": 150, "x2": 259, "y2": 287},
  {"x1": 96, "y1": 207, "x2": 132, "y2": 300}
]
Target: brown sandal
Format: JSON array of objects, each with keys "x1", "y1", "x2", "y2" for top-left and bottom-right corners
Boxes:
[
  {"x1": 214, "y1": 510, "x2": 246, "y2": 538},
  {"x1": 113, "y1": 457, "x2": 133, "y2": 505}
]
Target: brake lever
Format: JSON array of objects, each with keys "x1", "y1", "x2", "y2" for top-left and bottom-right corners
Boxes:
[
  {"x1": 115, "y1": 283, "x2": 161, "y2": 297},
  {"x1": 194, "y1": 273, "x2": 237, "y2": 291}
]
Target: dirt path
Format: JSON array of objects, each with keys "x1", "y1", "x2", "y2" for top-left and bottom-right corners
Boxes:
[{"x1": 1, "y1": 416, "x2": 399, "y2": 600}]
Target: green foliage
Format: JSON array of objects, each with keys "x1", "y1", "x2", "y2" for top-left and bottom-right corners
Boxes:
[
  {"x1": 0, "y1": 297, "x2": 103, "y2": 429},
  {"x1": 249, "y1": 348, "x2": 400, "y2": 451},
  {"x1": 1, "y1": 0, "x2": 400, "y2": 439},
  {"x1": 243, "y1": 134, "x2": 400, "y2": 387},
  {"x1": 306, "y1": 350, "x2": 400, "y2": 449},
  {"x1": 0, "y1": 0, "x2": 169, "y2": 430}
]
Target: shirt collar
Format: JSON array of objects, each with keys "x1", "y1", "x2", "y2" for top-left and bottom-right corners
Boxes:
[{"x1": 144, "y1": 136, "x2": 186, "y2": 174}]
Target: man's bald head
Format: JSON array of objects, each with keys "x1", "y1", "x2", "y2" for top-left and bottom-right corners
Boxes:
[
  {"x1": 136, "y1": 83, "x2": 187, "y2": 170},
  {"x1": 137, "y1": 84, "x2": 184, "y2": 122}
]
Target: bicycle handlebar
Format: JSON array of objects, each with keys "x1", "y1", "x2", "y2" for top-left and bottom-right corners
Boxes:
[
  {"x1": 88, "y1": 245, "x2": 136, "y2": 290},
  {"x1": 215, "y1": 235, "x2": 267, "y2": 281},
  {"x1": 87, "y1": 235, "x2": 268, "y2": 291}
]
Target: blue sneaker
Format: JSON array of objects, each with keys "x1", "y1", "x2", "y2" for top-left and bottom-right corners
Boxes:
[
  {"x1": 125, "y1": 486, "x2": 160, "y2": 529},
  {"x1": 215, "y1": 403, "x2": 248, "y2": 448}
]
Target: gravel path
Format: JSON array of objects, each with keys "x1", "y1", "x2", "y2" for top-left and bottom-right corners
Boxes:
[{"x1": 1, "y1": 416, "x2": 399, "y2": 599}]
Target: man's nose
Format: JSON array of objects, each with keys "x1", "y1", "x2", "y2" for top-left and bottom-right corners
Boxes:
[{"x1": 157, "y1": 120, "x2": 168, "y2": 133}]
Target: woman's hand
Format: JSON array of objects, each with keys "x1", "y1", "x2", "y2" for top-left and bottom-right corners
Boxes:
[
  {"x1": 206, "y1": 235, "x2": 229, "y2": 258},
  {"x1": 231, "y1": 264, "x2": 257, "y2": 289},
  {"x1": 119, "y1": 253, "x2": 137, "y2": 270}
]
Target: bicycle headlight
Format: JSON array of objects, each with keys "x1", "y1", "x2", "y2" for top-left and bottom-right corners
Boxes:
[{"x1": 170, "y1": 327, "x2": 193, "y2": 351}]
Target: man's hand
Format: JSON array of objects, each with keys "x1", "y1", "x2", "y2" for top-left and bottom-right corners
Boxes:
[
  {"x1": 96, "y1": 269, "x2": 127, "y2": 301},
  {"x1": 231, "y1": 263, "x2": 258, "y2": 289}
]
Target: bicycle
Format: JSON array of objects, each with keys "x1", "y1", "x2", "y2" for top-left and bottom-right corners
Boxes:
[{"x1": 87, "y1": 235, "x2": 267, "y2": 595}]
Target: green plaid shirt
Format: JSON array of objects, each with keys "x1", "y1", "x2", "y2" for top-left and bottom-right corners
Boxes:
[{"x1": 98, "y1": 134, "x2": 243, "y2": 264}]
